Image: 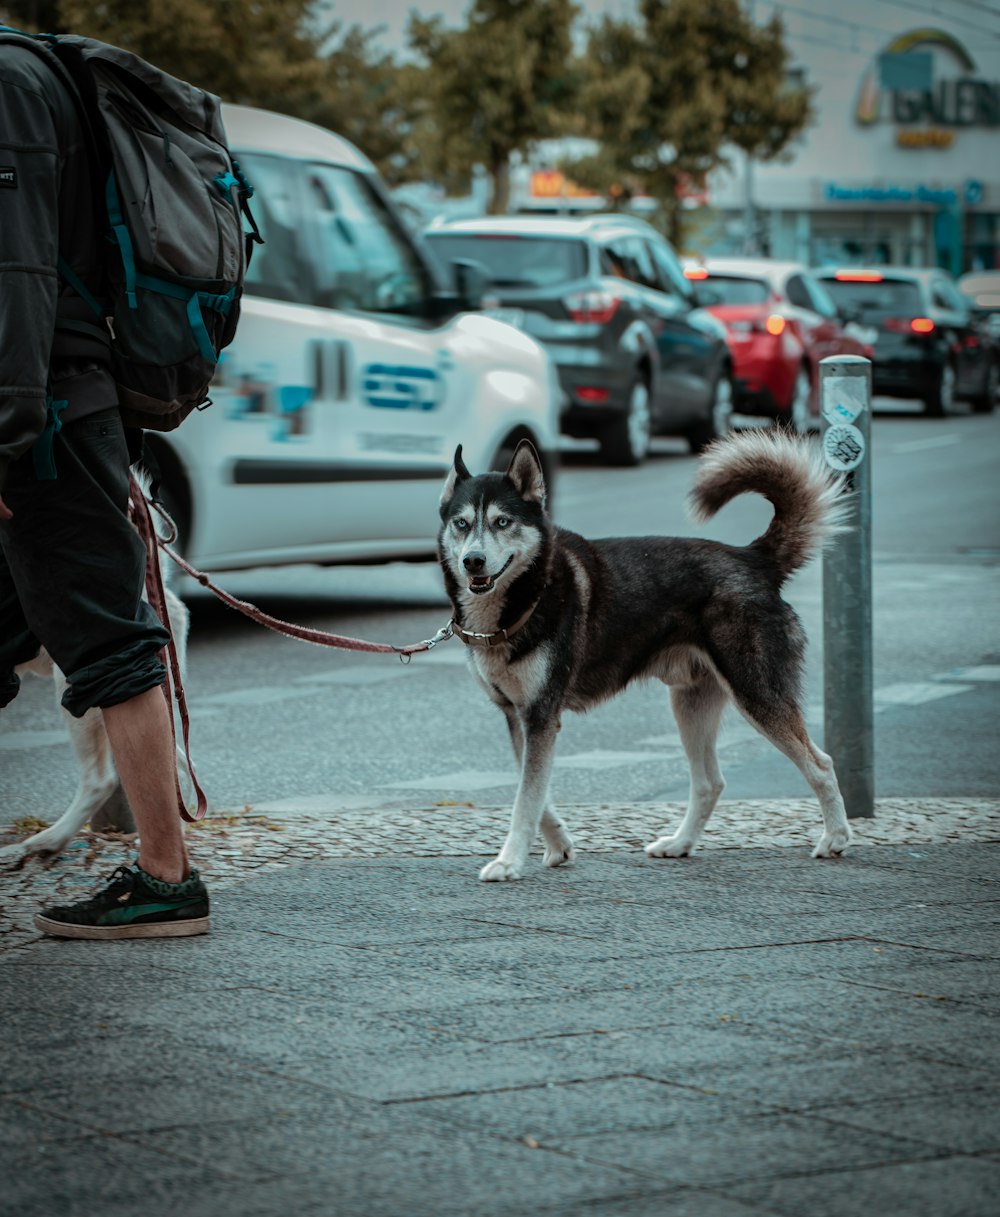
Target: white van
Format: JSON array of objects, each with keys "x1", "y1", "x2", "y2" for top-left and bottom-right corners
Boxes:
[{"x1": 145, "y1": 104, "x2": 560, "y2": 570}]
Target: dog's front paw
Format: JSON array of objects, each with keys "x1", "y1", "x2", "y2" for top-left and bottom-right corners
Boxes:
[
  {"x1": 812, "y1": 826, "x2": 852, "y2": 858},
  {"x1": 479, "y1": 856, "x2": 524, "y2": 882},
  {"x1": 645, "y1": 834, "x2": 694, "y2": 859}
]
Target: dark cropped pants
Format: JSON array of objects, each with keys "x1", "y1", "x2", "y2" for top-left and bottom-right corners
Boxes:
[{"x1": 0, "y1": 408, "x2": 169, "y2": 717}]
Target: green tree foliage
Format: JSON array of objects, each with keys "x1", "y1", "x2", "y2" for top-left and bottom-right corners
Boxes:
[
  {"x1": 408, "y1": 0, "x2": 581, "y2": 214},
  {"x1": 0, "y1": 0, "x2": 422, "y2": 184},
  {"x1": 0, "y1": 1, "x2": 62, "y2": 31},
  {"x1": 571, "y1": 0, "x2": 813, "y2": 243}
]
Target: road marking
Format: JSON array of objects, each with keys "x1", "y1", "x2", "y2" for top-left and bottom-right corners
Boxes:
[
  {"x1": 874, "y1": 682, "x2": 975, "y2": 706},
  {"x1": 198, "y1": 685, "x2": 327, "y2": 708},
  {"x1": 936, "y1": 665, "x2": 1000, "y2": 682},
  {"x1": 890, "y1": 434, "x2": 961, "y2": 455}
]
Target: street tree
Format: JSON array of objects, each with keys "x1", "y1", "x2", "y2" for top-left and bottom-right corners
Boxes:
[
  {"x1": 1, "y1": 0, "x2": 421, "y2": 184},
  {"x1": 570, "y1": 0, "x2": 813, "y2": 245},
  {"x1": 407, "y1": 0, "x2": 581, "y2": 214},
  {"x1": 0, "y1": 0, "x2": 61, "y2": 29}
]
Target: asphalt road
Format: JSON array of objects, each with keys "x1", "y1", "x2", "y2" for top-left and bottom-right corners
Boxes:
[{"x1": 2, "y1": 401, "x2": 998, "y2": 828}]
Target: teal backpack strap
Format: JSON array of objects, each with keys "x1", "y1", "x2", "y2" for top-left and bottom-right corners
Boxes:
[
  {"x1": 32, "y1": 392, "x2": 70, "y2": 480},
  {"x1": 130, "y1": 271, "x2": 236, "y2": 362},
  {"x1": 105, "y1": 175, "x2": 138, "y2": 308}
]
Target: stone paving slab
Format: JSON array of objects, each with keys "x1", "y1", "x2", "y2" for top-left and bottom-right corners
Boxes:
[
  {"x1": 2, "y1": 797, "x2": 998, "y2": 953},
  {"x1": 1, "y1": 838, "x2": 998, "y2": 1217}
]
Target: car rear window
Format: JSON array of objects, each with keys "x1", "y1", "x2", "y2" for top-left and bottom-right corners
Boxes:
[
  {"x1": 822, "y1": 277, "x2": 923, "y2": 317},
  {"x1": 426, "y1": 234, "x2": 587, "y2": 288},
  {"x1": 689, "y1": 276, "x2": 770, "y2": 307}
]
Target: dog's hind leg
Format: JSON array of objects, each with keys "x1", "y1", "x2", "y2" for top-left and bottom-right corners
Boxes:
[
  {"x1": 0, "y1": 683, "x2": 119, "y2": 867},
  {"x1": 646, "y1": 676, "x2": 728, "y2": 859},
  {"x1": 732, "y1": 695, "x2": 851, "y2": 859},
  {"x1": 481, "y1": 710, "x2": 560, "y2": 882}
]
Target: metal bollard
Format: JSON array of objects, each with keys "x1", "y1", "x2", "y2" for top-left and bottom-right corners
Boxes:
[{"x1": 819, "y1": 355, "x2": 874, "y2": 819}]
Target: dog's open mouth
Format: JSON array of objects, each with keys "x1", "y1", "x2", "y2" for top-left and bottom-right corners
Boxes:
[{"x1": 467, "y1": 555, "x2": 513, "y2": 595}]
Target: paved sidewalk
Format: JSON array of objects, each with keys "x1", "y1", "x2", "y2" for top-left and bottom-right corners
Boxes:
[{"x1": 2, "y1": 800, "x2": 999, "y2": 1217}]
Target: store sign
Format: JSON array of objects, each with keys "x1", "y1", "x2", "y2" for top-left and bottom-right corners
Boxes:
[
  {"x1": 529, "y1": 170, "x2": 599, "y2": 200},
  {"x1": 823, "y1": 181, "x2": 984, "y2": 206},
  {"x1": 855, "y1": 28, "x2": 1000, "y2": 147}
]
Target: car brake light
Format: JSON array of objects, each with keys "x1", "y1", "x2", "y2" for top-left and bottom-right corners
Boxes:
[
  {"x1": 765, "y1": 314, "x2": 786, "y2": 336},
  {"x1": 566, "y1": 290, "x2": 620, "y2": 324},
  {"x1": 576, "y1": 386, "x2": 610, "y2": 403},
  {"x1": 883, "y1": 316, "x2": 934, "y2": 335},
  {"x1": 685, "y1": 267, "x2": 709, "y2": 280},
  {"x1": 835, "y1": 271, "x2": 884, "y2": 282}
]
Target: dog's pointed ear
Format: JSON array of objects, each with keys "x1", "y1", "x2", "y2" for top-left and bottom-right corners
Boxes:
[
  {"x1": 506, "y1": 439, "x2": 546, "y2": 507},
  {"x1": 440, "y1": 444, "x2": 471, "y2": 509}
]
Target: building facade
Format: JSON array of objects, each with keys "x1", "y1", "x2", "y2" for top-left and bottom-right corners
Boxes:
[{"x1": 703, "y1": 3, "x2": 1000, "y2": 272}]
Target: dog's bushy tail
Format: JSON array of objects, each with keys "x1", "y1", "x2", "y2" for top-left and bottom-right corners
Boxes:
[{"x1": 689, "y1": 430, "x2": 849, "y2": 581}]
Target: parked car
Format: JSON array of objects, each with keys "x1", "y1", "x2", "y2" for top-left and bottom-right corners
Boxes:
[
  {"x1": 682, "y1": 257, "x2": 870, "y2": 433},
  {"x1": 423, "y1": 214, "x2": 733, "y2": 464},
  {"x1": 958, "y1": 270, "x2": 1000, "y2": 342},
  {"x1": 145, "y1": 104, "x2": 560, "y2": 571},
  {"x1": 814, "y1": 267, "x2": 997, "y2": 415}
]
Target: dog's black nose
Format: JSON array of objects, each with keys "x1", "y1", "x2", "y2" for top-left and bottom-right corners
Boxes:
[{"x1": 463, "y1": 551, "x2": 486, "y2": 573}]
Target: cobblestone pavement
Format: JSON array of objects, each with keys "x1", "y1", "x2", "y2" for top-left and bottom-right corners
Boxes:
[{"x1": 2, "y1": 797, "x2": 997, "y2": 953}]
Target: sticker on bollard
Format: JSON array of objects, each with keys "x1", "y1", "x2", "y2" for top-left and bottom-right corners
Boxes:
[
  {"x1": 822, "y1": 423, "x2": 866, "y2": 473},
  {"x1": 822, "y1": 376, "x2": 867, "y2": 424}
]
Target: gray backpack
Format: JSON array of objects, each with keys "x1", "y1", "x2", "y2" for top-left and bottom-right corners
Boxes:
[{"x1": 0, "y1": 29, "x2": 261, "y2": 431}]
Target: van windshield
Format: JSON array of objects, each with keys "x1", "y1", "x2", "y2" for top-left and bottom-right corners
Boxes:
[
  {"x1": 426, "y1": 234, "x2": 587, "y2": 289},
  {"x1": 238, "y1": 152, "x2": 434, "y2": 315},
  {"x1": 305, "y1": 163, "x2": 433, "y2": 314}
]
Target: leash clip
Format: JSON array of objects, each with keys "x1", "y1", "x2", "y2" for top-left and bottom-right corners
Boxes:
[{"x1": 398, "y1": 620, "x2": 455, "y2": 663}]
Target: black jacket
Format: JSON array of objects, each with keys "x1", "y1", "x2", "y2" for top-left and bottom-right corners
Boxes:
[{"x1": 0, "y1": 39, "x2": 114, "y2": 491}]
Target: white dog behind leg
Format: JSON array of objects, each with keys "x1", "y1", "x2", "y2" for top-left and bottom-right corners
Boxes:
[{"x1": 0, "y1": 585, "x2": 190, "y2": 868}]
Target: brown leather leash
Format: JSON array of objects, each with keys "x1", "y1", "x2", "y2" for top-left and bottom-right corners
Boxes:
[
  {"x1": 129, "y1": 477, "x2": 209, "y2": 823},
  {"x1": 154, "y1": 529, "x2": 456, "y2": 658},
  {"x1": 128, "y1": 479, "x2": 458, "y2": 822},
  {"x1": 128, "y1": 477, "x2": 539, "y2": 822}
]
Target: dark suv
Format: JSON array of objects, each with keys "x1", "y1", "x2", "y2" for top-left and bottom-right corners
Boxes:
[
  {"x1": 424, "y1": 214, "x2": 733, "y2": 464},
  {"x1": 815, "y1": 266, "x2": 998, "y2": 416}
]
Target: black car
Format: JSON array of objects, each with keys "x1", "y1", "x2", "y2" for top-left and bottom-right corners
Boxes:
[
  {"x1": 815, "y1": 267, "x2": 998, "y2": 416},
  {"x1": 424, "y1": 214, "x2": 733, "y2": 464},
  {"x1": 958, "y1": 271, "x2": 1000, "y2": 345}
]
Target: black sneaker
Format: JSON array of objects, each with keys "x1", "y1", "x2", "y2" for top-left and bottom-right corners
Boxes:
[{"x1": 35, "y1": 865, "x2": 210, "y2": 940}]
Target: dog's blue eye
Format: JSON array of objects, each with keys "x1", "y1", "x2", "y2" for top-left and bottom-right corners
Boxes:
[
  {"x1": 454, "y1": 519, "x2": 470, "y2": 530},
  {"x1": 496, "y1": 517, "x2": 510, "y2": 529}
]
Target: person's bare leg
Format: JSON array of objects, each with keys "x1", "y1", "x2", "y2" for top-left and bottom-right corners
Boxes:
[{"x1": 102, "y1": 687, "x2": 189, "y2": 883}]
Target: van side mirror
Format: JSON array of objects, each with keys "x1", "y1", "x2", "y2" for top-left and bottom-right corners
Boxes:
[{"x1": 451, "y1": 258, "x2": 491, "y2": 311}]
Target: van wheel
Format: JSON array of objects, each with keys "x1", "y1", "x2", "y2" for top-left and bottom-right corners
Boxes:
[
  {"x1": 924, "y1": 361, "x2": 956, "y2": 417},
  {"x1": 686, "y1": 369, "x2": 734, "y2": 453},
  {"x1": 599, "y1": 376, "x2": 651, "y2": 466}
]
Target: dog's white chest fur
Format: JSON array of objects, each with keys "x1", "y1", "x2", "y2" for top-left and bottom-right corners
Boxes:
[{"x1": 470, "y1": 642, "x2": 551, "y2": 708}]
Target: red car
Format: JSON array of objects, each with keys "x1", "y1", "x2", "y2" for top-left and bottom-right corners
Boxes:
[{"x1": 684, "y1": 258, "x2": 871, "y2": 432}]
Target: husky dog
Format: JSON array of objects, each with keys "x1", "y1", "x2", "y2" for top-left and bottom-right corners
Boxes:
[
  {"x1": 1, "y1": 482, "x2": 191, "y2": 868},
  {"x1": 438, "y1": 431, "x2": 852, "y2": 882}
]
